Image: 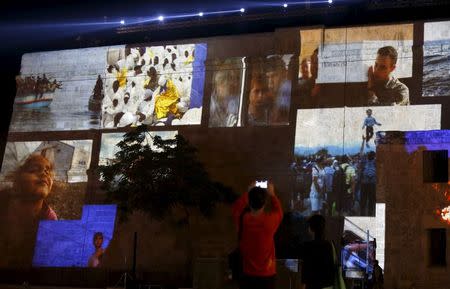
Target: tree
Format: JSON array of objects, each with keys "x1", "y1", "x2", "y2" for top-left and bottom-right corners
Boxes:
[{"x1": 99, "y1": 125, "x2": 237, "y2": 223}]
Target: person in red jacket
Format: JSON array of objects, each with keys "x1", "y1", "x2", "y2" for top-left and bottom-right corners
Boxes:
[{"x1": 232, "y1": 182, "x2": 283, "y2": 289}]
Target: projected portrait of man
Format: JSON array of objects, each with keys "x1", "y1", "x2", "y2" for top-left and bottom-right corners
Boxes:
[
  {"x1": 209, "y1": 61, "x2": 241, "y2": 127},
  {"x1": 88, "y1": 232, "x2": 104, "y2": 268},
  {"x1": 298, "y1": 48, "x2": 321, "y2": 106},
  {"x1": 367, "y1": 46, "x2": 409, "y2": 105}
]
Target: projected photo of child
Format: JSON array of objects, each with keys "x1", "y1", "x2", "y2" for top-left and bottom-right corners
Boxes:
[
  {"x1": 246, "y1": 55, "x2": 293, "y2": 126},
  {"x1": 298, "y1": 24, "x2": 413, "y2": 108},
  {"x1": 208, "y1": 58, "x2": 244, "y2": 127},
  {"x1": 291, "y1": 105, "x2": 440, "y2": 217},
  {"x1": 88, "y1": 232, "x2": 105, "y2": 268},
  {"x1": 0, "y1": 140, "x2": 92, "y2": 267}
]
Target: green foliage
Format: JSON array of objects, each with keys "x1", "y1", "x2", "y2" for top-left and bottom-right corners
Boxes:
[{"x1": 99, "y1": 125, "x2": 237, "y2": 222}]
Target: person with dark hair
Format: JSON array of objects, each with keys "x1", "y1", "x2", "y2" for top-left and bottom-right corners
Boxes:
[
  {"x1": 362, "y1": 109, "x2": 381, "y2": 148},
  {"x1": 265, "y1": 56, "x2": 291, "y2": 124},
  {"x1": 248, "y1": 70, "x2": 271, "y2": 126},
  {"x1": 9, "y1": 154, "x2": 58, "y2": 221},
  {"x1": 0, "y1": 154, "x2": 57, "y2": 267},
  {"x1": 299, "y1": 215, "x2": 335, "y2": 289},
  {"x1": 232, "y1": 182, "x2": 283, "y2": 289},
  {"x1": 360, "y1": 151, "x2": 377, "y2": 216},
  {"x1": 88, "y1": 232, "x2": 104, "y2": 267},
  {"x1": 340, "y1": 155, "x2": 356, "y2": 215},
  {"x1": 367, "y1": 46, "x2": 409, "y2": 105}
]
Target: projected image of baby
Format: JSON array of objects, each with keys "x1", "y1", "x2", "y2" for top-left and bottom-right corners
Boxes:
[
  {"x1": 88, "y1": 232, "x2": 105, "y2": 268},
  {"x1": 362, "y1": 109, "x2": 382, "y2": 148},
  {"x1": 367, "y1": 46, "x2": 409, "y2": 105},
  {"x1": 209, "y1": 62, "x2": 241, "y2": 127}
]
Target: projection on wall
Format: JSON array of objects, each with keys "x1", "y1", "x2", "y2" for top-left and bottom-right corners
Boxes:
[
  {"x1": 341, "y1": 203, "x2": 385, "y2": 278},
  {"x1": 103, "y1": 44, "x2": 207, "y2": 128},
  {"x1": 0, "y1": 140, "x2": 92, "y2": 268},
  {"x1": 208, "y1": 57, "x2": 246, "y2": 127},
  {"x1": 423, "y1": 21, "x2": 450, "y2": 97},
  {"x1": 99, "y1": 131, "x2": 178, "y2": 166},
  {"x1": 298, "y1": 24, "x2": 413, "y2": 108},
  {"x1": 10, "y1": 43, "x2": 207, "y2": 132},
  {"x1": 245, "y1": 55, "x2": 294, "y2": 126},
  {"x1": 0, "y1": 140, "x2": 92, "y2": 220},
  {"x1": 10, "y1": 47, "x2": 110, "y2": 132},
  {"x1": 32, "y1": 205, "x2": 117, "y2": 267},
  {"x1": 291, "y1": 104, "x2": 440, "y2": 217}
]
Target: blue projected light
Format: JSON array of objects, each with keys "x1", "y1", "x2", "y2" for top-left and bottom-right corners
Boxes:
[
  {"x1": 190, "y1": 43, "x2": 208, "y2": 108},
  {"x1": 32, "y1": 205, "x2": 117, "y2": 268}
]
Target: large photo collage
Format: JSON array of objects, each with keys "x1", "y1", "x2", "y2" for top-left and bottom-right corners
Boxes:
[{"x1": 0, "y1": 20, "x2": 449, "y2": 269}]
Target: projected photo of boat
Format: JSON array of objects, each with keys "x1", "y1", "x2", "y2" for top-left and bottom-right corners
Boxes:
[{"x1": 15, "y1": 74, "x2": 62, "y2": 109}]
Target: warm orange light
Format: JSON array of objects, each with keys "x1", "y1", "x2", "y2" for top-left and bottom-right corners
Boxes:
[{"x1": 440, "y1": 205, "x2": 450, "y2": 224}]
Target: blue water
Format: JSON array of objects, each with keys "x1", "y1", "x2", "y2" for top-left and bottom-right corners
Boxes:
[{"x1": 423, "y1": 39, "x2": 450, "y2": 97}]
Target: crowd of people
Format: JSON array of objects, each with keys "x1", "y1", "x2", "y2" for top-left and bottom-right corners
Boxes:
[
  {"x1": 102, "y1": 45, "x2": 198, "y2": 128},
  {"x1": 15, "y1": 74, "x2": 62, "y2": 99},
  {"x1": 291, "y1": 148, "x2": 377, "y2": 217},
  {"x1": 232, "y1": 182, "x2": 383, "y2": 289}
]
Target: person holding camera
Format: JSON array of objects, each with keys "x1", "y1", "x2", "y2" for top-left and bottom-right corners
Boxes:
[{"x1": 232, "y1": 181, "x2": 283, "y2": 289}]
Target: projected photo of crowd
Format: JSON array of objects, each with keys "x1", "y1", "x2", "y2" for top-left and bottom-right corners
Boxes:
[
  {"x1": 291, "y1": 105, "x2": 440, "y2": 217},
  {"x1": 298, "y1": 24, "x2": 413, "y2": 108},
  {"x1": 102, "y1": 44, "x2": 207, "y2": 128},
  {"x1": 244, "y1": 55, "x2": 294, "y2": 126},
  {"x1": 0, "y1": 140, "x2": 92, "y2": 268},
  {"x1": 423, "y1": 21, "x2": 450, "y2": 97}
]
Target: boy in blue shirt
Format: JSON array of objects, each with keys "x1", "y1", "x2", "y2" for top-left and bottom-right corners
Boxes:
[{"x1": 362, "y1": 109, "x2": 381, "y2": 148}]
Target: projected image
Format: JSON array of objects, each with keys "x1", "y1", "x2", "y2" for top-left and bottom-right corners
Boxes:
[
  {"x1": 342, "y1": 203, "x2": 385, "y2": 281},
  {"x1": 9, "y1": 47, "x2": 110, "y2": 132},
  {"x1": 99, "y1": 131, "x2": 178, "y2": 165},
  {"x1": 423, "y1": 21, "x2": 450, "y2": 97},
  {"x1": 32, "y1": 205, "x2": 117, "y2": 267},
  {"x1": 0, "y1": 140, "x2": 92, "y2": 267},
  {"x1": 292, "y1": 105, "x2": 440, "y2": 216},
  {"x1": 0, "y1": 140, "x2": 92, "y2": 219},
  {"x1": 298, "y1": 24, "x2": 413, "y2": 107},
  {"x1": 246, "y1": 55, "x2": 294, "y2": 126},
  {"x1": 102, "y1": 44, "x2": 207, "y2": 128},
  {"x1": 208, "y1": 58, "x2": 245, "y2": 127}
]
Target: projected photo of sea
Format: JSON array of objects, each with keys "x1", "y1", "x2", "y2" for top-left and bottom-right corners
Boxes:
[
  {"x1": 423, "y1": 40, "x2": 450, "y2": 97},
  {"x1": 423, "y1": 21, "x2": 450, "y2": 97},
  {"x1": 9, "y1": 46, "x2": 109, "y2": 132}
]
